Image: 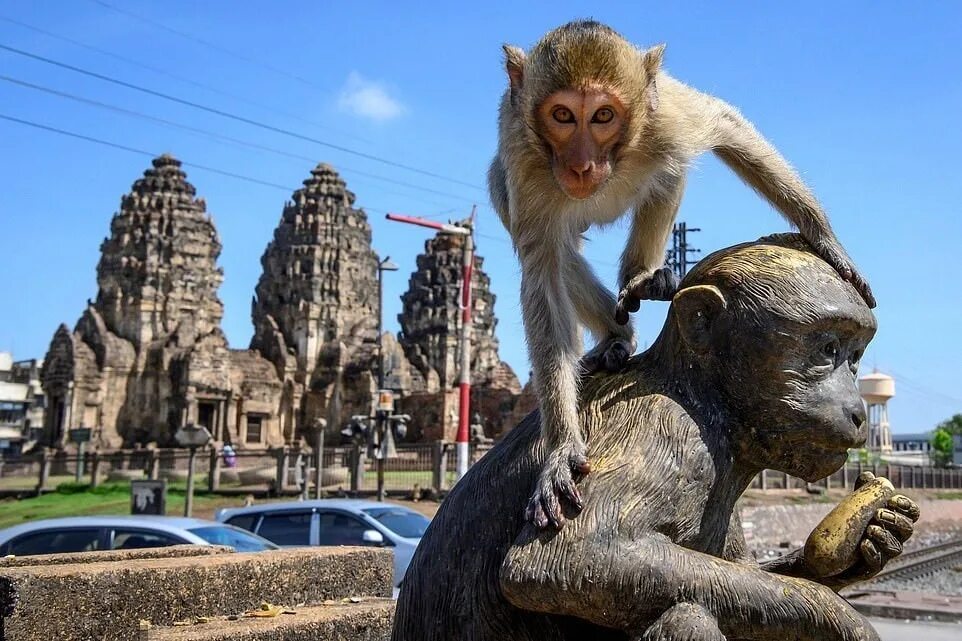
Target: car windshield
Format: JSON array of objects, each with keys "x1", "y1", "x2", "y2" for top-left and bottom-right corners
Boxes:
[
  {"x1": 188, "y1": 526, "x2": 279, "y2": 552},
  {"x1": 362, "y1": 508, "x2": 430, "y2": 539}
]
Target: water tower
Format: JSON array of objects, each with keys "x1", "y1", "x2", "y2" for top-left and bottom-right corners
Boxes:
[{"x1": 859, "y1": 371, "x2": 894, "y2": 454}]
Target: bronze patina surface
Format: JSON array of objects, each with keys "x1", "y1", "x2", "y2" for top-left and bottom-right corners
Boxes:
[{"x1": 392, "y1": 234, "x2": 918, "y2": 641}]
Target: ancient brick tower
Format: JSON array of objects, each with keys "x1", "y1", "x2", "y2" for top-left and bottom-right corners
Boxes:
[
  {"x1": 42, "y1": 155, "x2": 282, "y2": 448},
  {"x1": 397, "y1": 224, "x2": 521, "y2": 440},
  {"x1": 250, "y1": 163, "x2": 381, "y2": 438},
  {"x1": 95, "y1": 154, "x2": 225, "y2": 347}
]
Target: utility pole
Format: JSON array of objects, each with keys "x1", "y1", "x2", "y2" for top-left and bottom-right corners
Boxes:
[
  {"x1": 665, "y1": 222, "x2": 701, "y2": 279},
  {"x1": 375, "y1": 257, "x2": 398, "y2": 501},
  {"x1": 386, "y1": 207, "x2": 475, "y2": 481}
]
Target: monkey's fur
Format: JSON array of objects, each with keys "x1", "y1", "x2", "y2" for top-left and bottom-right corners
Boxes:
[
  {"x1": 392, "y1": 235, "x2": 915, "y2": 641},
  {"x1": 488, "y1": 20, "x2": 876, "y2": 529}
]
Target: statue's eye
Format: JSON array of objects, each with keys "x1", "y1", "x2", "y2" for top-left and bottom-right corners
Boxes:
[
  {"x1": 592, "y1": 107, "x2": 615, "y2": 124},
  {"x1": 552, "y1": 107, "x2": 575, "y2": 124},
  {"x1": 821, "y1": 340, "x2": 840, "y2": 362}
]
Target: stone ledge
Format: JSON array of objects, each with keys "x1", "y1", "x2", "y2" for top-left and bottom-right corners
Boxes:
[
  {"x1": 0, "y1": 547, "x2": 393, "y2": 641},
  {"x1": 0, "y1": 545, "x2": 234, "y2": 567},
  {"x1": 144, "y1": 599, "x2": 395, "y2": 641}
]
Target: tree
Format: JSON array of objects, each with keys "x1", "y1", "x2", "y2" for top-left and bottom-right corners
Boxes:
[
  {"x1": 930, "y1": 427, "x2": 954, "y2": 468},
  {"x1": 936, "y1": 413, "x2": 962, "y2": 436}
]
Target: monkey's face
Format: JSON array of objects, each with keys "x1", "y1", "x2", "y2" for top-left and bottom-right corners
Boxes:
[{"x1": 536, "y1": 88, "x2": 627, "y2": 200}]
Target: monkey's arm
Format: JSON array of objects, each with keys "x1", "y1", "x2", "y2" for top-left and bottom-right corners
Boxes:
[
  {"x1": 516, "y1": 235, "x2": 590, "y2": 528},
  {"x1": 614, "y1": 175, "x2": 685, "y2": 324},
  {"x1": 500, "y1": 532, "x2": 877, "y2": 641},
  {"x1": 668, "y1": 79, "x2": 875, "y2": 308}
]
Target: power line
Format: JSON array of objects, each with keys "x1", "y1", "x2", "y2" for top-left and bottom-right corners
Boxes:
[
  {"x1": 0, "y1": 43, "x2": 484, "y2": 191},
  {"x1": 0, "y1": 73, "x2": 475, "y2": 204},
  {"x1": 0, "y1": 14, "x2": 373, "y2": 144},
  {"x1": 0, "y1": 113, "x2": 299, "y2": 193},
  {"x1": 89, "y1": 0, "x2": 324, "y2": 90}
]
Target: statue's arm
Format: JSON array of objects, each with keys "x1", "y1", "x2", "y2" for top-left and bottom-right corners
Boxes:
[{"x1": 500, "y1": 529, "x2": 876, "y2": 641}]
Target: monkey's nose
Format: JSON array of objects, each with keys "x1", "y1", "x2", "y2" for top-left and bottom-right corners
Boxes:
[{"x1": 569, "y1": 161, "x2": 594, "y2": 177}]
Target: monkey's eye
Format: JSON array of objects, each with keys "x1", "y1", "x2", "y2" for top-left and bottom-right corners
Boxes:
[
  {"x1": 592, "y1": 107, "x2": 615, "y2": 124},
  {"x1": 552, "y1": 107, "x2": 575, "y2": 124}
]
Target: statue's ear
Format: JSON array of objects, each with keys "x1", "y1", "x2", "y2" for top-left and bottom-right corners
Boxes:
[
  {"x1": 503, "y1": 45, "x2": 526, "y2": 96},
  {"x1": 672, "y1": 285, "x2": 727, "y2": 354}
]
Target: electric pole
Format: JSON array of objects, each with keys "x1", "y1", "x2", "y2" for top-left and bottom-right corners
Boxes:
[
  {"x1": 664, "y1": 222, "x2": 701, "y2": 279},
  {"x1": 386, "y1": 207, "x2": 476, "y2": 482}
]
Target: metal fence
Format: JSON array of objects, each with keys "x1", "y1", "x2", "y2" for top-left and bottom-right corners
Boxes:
[{"x1": 1, "y1": 446, "x2": 959, "y2": 497}]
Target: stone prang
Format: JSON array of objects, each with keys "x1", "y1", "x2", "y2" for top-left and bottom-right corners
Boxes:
[
  {"x1": 96, "y1": 154, "x2": 224, "y2": 347},
  {"x1": 397, "y1": 224, "x2": 521, "y2": 440},
  {"x1": 42, "y1": 155, "x2": 282, "y2": 448},
  {"x1": 250, "y1": 164, "x2": 382, "y2": 437}
]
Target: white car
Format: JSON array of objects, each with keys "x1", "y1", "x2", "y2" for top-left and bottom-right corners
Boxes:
[
  {"x1": 0, "y1": 516, "x2": 278, "y2": 555},
  {"x1": 215, "y1": 499, "x2": 429, "y2": 591}
]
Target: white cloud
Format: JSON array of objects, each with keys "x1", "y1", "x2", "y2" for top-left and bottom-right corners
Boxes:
[{"x1": 337, "y1": 72, "x2": 404, "y2": 122}]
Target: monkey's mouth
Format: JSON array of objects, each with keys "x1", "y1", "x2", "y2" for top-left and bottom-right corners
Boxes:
[{"x1": 556, "y1": 172, "x2": 607, "y2": 200}]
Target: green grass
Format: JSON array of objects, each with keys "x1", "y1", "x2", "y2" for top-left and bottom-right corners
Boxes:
[{"x1": 0, "y1": 482, "x2": 252, "y2": 530}]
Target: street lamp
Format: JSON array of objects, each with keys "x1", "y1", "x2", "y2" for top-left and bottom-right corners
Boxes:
[
  {"x1": 312, "y1": 417, "x2": 327, "y2": 500},
  {"x1": 174, "y1": 423, "x2": 212, "y2": 517},
  {"x1": 377, "y1": 256, "x2": 399, "y2": 389},
  {"x1": 375, "y1": 256, "x2": 399, "y2": 502}
]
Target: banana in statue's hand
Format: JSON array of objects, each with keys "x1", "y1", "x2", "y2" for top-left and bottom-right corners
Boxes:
[{"x1": 803, "y1": 472, "x2": 919, "y2": 579}]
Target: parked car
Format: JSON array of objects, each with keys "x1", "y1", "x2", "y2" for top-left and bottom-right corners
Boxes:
[
  {"x1": 215, "y1": 499, "x2": 430, "y2": 590},
  {"x1": 0, "y1": 516, "x2": 279, "y2": 556}
]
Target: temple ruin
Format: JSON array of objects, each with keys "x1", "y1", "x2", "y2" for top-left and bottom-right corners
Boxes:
[
  {"x1": 41, "y1": 155, "x2": 283, "y2": 448},
  {"x1": 397, "y1": 223, "x2": 521, "y2": 440},
  {"x1": 42, "y1": 156, "x2": 524, "y2": 449},
  {"x1": 250, "y1": 163, "x2": 386, "y2": 439}
]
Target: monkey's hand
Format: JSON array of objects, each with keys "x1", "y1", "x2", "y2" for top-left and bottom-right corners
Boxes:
[
  {"x1": 811, "y1": 240, "x2": 877, "y2": 309},
  {"x1": 615, "y1": 267, "x2": 680, "y2": 325},
  {"x1": 581, "y1": 335, "x2": 635, "y2": 373},
  {"x1": 526, "y1": 444, "x2": 589, "y2": 529}
]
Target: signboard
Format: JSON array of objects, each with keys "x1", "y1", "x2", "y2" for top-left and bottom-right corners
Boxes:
[
  {"x1": 68, "y1": 428, "x2": 92, "y2": 444},
  {"x1": 174, "y1": 424, "x2": 213, "y2": 448},
  {"x1": 131, "y1": 480, "x2": 167, "y2": 515}
]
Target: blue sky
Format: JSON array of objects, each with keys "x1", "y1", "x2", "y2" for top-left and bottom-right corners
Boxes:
[{"x1": 1, "y1": 2, "x2": 960, "y2": 433}]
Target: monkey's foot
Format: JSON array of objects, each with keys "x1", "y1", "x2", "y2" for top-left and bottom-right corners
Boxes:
[
  {"x1": 526, "y1": 445, "x2": 590, "y2": 529},
  {"x1": 581, "y1": 335, "x2": 634, "y2": 373},
  {"x1": 615, "y1": 267, "x2": 680, "y2": 325},
  {"x1": 811, "y1": 241, "x2": 877, "y2": 309}
]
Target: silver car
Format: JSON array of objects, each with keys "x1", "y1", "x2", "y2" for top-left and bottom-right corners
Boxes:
[
  {"x1": 0, "y1": 516, "x2": 279, "y2": 555},
  {"x1": 215, "y1": 499, "x2": 429, "y2": 591}
]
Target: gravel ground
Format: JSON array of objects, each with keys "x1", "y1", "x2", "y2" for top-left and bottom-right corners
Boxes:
[{"x1": 870, "y1": 567, "x2": 962, "y2": 596}]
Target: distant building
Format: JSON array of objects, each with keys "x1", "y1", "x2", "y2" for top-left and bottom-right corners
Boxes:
[
  {"x1": 891, "y1": 432, "x2": 932, "y2": 453},
  {"x1": 0, "y1": 353, "x2": 45, "y2": 455}
]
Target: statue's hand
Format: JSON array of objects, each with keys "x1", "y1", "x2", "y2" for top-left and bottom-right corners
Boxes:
[{"x1": 804, "y1": 472, "x2": 919, "y2": 588}]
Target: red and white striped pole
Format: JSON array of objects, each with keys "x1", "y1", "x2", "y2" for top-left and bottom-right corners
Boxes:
[{"x1": 386, "y1": 208, "x2": 475, "y2": 480}]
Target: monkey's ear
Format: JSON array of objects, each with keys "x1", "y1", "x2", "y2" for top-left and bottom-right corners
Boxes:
[
  {"x1": 672, "y1": 285, "x2": 727, "y2": 354},
  {"x1": 643, "y1": 44, "x2": 665, "y2": 111},
  {"x1": 503, "y1": 44, "x2": 526, "y2": 95},
  {"x1": 643, "y1": 44, "x2": 666, "y2": 77}
]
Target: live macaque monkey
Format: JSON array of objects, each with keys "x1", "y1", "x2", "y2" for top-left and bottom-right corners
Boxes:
[{"x1": 488, "y1": 20, "x2": 876, "y2": 529}]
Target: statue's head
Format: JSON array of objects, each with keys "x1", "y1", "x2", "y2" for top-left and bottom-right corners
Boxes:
[{"x1": 667, "y1": 234, "x2": 876, "y2": 480}]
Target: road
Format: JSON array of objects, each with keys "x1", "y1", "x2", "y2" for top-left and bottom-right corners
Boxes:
[{"x1": 872, "y1": 617, "x2": 962, "y2": 640}]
